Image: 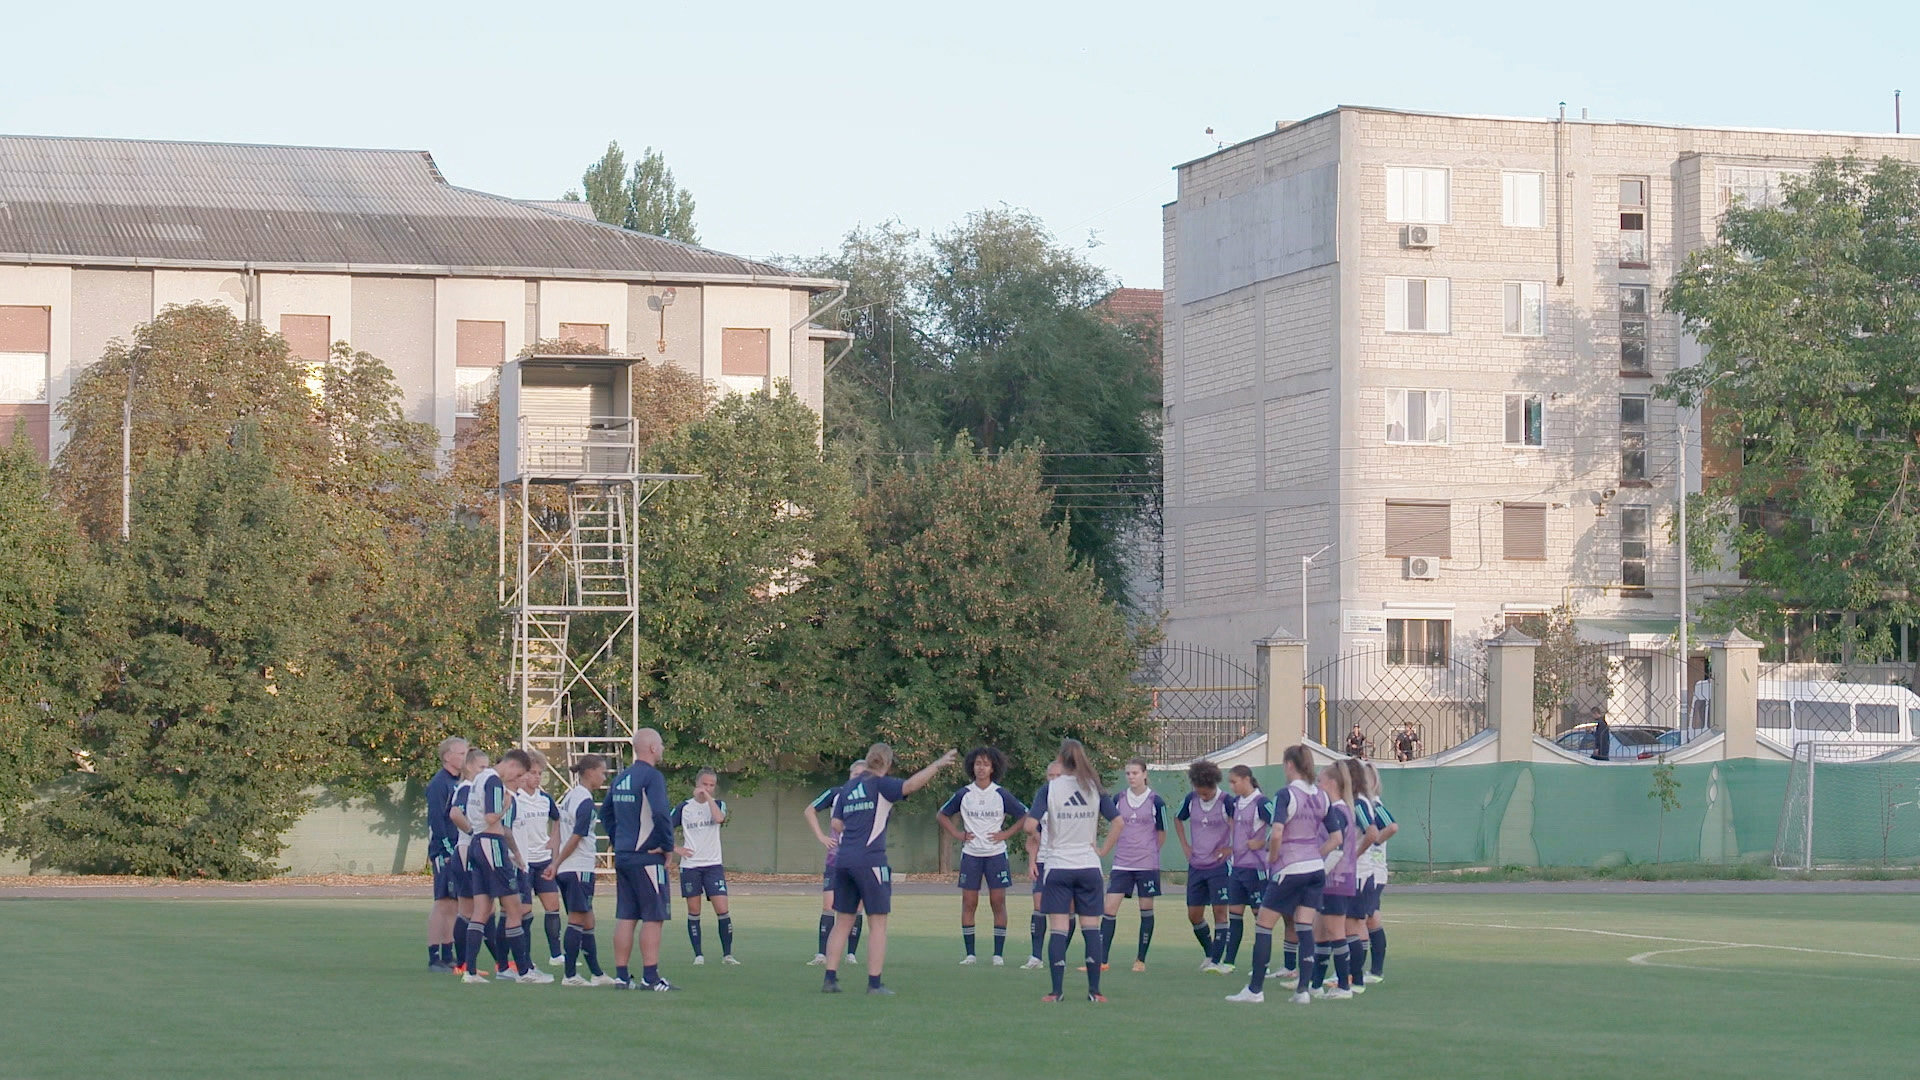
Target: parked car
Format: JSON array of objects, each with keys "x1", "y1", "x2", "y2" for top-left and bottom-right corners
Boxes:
[{"x1": 1553, "y1": 724, "x2": 1674, "y2": 760}]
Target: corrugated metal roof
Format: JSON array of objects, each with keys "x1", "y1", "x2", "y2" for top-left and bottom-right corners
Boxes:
[{"x1": 0, "y1": 134, "x2": 809, "y2": 283}]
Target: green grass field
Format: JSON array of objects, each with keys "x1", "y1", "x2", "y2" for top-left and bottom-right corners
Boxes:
[{"x1": 7, "y1": 890, "x2": 1918, "y2": 1079}]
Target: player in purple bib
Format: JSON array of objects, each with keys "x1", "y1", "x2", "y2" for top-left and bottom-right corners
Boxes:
[
  {"x1": 1174, "y1": 759, "x2": 1233, "y2": 972},
  {"x1": 1101, "y1": 757, "x2": 1167, "y2": 973},
  {"x1": 1228, "y1": 744, "x2": 1347, "y2": 1005},
  {"x1": 1218, "y1": 765, "x2": 1273, "y2": 972},
  {"x1": 1335, "y1": 758, "x2": 1385, "y2": 993},
  {"x1": 1308, "y1": 760, "x2": 1368, "y2": 998}
]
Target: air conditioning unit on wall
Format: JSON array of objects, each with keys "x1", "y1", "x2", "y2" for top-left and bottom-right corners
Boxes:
[
  {"x1": 1401, "y1": 225, "x2": 1436, "y2": 249},
  {"x1": 1404, "y1": 556, "x2": 1439, "y2": 580}
]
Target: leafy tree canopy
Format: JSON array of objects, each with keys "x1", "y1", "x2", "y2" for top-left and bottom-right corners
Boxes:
[{"x1": 568, "y1": 141, "x2": 699, "y2": 244}]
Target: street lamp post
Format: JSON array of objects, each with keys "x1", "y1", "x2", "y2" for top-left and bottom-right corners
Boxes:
[
  {"x1": 1302, "y1": 543, "x2": 1332, "y2": 649},
  {"x1": 120, "y1": 346, "x2": 146, "y2": 542}
]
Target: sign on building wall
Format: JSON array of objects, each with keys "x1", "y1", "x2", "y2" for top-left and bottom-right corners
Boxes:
[{"x1": 1343, "y1": 611, "x2": 1387, "y2": 635}]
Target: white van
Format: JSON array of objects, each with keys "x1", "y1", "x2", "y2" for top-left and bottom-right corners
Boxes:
[{"x1": 1751, "y1": 679, "x2": 1920, "y2": 750}]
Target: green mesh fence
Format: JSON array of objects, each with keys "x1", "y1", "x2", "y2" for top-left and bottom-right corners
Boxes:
[{"x1": 1143, "y1": 761, "x2": 1796, "y2": 870}]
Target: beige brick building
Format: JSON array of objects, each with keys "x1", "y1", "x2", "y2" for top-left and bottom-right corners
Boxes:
[{"x1": 1161, "y1": 106, "x2": 1920, "y2": 678}]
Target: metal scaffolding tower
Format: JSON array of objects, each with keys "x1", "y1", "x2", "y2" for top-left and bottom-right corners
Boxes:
[{"x1": 498, "y1": 355, "x2": 693, "y2": 783}]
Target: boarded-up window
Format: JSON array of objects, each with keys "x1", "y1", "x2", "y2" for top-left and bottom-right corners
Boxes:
[
  {"x1": 280, "y1": 314, "x2": 331, "y2": 363},
  {"x1": 1503, "y1": 503, "x2": 1547, "y2": 561},
  {"x1": 0, "y1": 306, "x2": 51, "y2": 405},
  {"x1": 559, "y1": 322, "x2": 608, "y2": 349},
  {"x1": 1385, "y1": 500, "x2": 1451, "y2": 559},
  {"x1": 456, "y1": 320, "x2": 506, "y2": 368},
  {"x1": 722, "y1": 328, "x2": 770, "y2": 376}
]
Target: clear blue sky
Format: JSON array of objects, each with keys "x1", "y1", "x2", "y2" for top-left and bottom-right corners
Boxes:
[{"x1": 5, "y1": 1, "x2": 1915, "y2": 289}]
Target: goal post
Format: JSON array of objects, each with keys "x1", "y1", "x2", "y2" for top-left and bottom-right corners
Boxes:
[{"x1": 1772, "y1": 741, "x2": 1920, "y2": 871}]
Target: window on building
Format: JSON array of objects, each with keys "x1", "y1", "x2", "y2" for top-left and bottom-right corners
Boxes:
[
  {"x1": 1503, "y1": 281, "x2": 1544, "y2": 336},
  {"x1": 0, "y1": 306, "x2": 51, "y2": 404},
  {"x1": 1620, "y1": 395, "x2": 1648, "y2": 482},
  {"x1": 1501, "y1": 171, "x2": 1545, "y2": 228},
  {"x1": 1385, "y1": 277, "x2": 1450, "y2": 333},
  {"x1": 1619, "y1": 177, "x2": 1649, "y2": 268},
  {"x1": 1502, "y1": 503, "x2": 1547, "y2": 561},
  {"x1": 1384, "y1": 500, "x2": 1452, "y2": 558},
  {"x1": 454, "y1": 319, "x2": 506, "y2": 418},
  {"x1": 1620, "y1": 285, "x2": 1650, "y2": 372},
  {"x1": 1620, "y1": 505, "x2": 1649, "y2": 587},
  {"x1": 1504, "y1": 392, "x2": 1544, "y2": 447},
  {"x1": 1386, "y1": 388, "x2": 1450, "y2": 445},
  {"x1": 558, "y1": 322, "x2": 608, "y2": 349},
  {"x1": 721, "y1": 328, "x2": 770, "y2": 377},
  {"x1": 1387, "y1": 618, "x2": 1451, "y2": 666},
  {"x1": 1718, "y1": 166, "x2": 1807, "y2": 213},
  {"x1": 1385, "y1": 166, "x2": 1449, "y2": 224}
]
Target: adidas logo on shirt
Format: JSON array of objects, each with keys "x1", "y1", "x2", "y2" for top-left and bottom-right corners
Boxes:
[{"x1": 1065, "y1": 791, "x2": 1089, "y2": 807}]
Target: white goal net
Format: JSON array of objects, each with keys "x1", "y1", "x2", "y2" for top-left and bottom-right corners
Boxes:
[{"x1": 1773, "y1": 741, "x2": 1920, "y2": 870}]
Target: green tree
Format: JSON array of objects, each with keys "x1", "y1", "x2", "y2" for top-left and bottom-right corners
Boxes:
[
  {"x1": 831, "y1": 438, "x2": 1153, "y2": 796},
  {"x1": 1663, "y1": 156, "x2": 1920, "y2": 676},
  {"x1": 1506, "y1": 605, "x2": 1612, "y2": 734},
  {"x1": 571, "y1": 140, "x2": 699, "y2": 244},
  {"x1": 19, "y1": 425, "x2": 353, "y2": 878},
  {"x1": 1648, "y1": 756, "x2": 1682, "y2": 863},
  {"x1": 0, "y1": 435, "x2": 119, "y2": 816}
]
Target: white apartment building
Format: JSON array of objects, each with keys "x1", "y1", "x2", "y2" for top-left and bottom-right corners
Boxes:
[
  {"x1": 0, "y1": 135, "x2": 844, "y2": 461},
  {"x1": 1161, "y1": 106, "x2": 1920, "y2": 677}
]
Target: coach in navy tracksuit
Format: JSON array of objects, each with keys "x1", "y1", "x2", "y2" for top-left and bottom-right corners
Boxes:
[
  {"x1": 601, "y1": 728, "x2": 677, "y2": 990},
  {"x1": 425, "y1": 736, "x2": 468, "y2": 972}
]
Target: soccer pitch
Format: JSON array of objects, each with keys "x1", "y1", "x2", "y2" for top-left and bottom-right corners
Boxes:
[{"x1": 8, "y1": 889, "x2": 1918, "y2": 1079}]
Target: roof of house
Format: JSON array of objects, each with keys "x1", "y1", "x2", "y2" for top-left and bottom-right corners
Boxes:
[
  {"x1": 1098, "y1": 287, "x2": 1163, "y2": 323},
  {"x1": 0, "y1": 134, "x2": 830, "y2": 286}
]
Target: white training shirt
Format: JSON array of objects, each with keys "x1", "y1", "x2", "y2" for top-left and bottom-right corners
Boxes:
[
  {"x1": 555, "y1": 784, "x2": 599, "y2": 875},
  {"x1": 947, "y1": 782, "x2": 1025, "y2": 858},
  {"x1": 1363, "y1": 795, "x2": 1390, "y2": 885},
  {"x1": 464, "y1": 768, "x2": 501, "y2": 835},
  {"x1": 674, "y1": 797, "x2": 726, "y2": 868},
  {"x1": 511, "y1": 788, "x2": 558, "y2": 863},
  {"x1": 453, "y1": 781, "x2": 475, "y2": 859},
  {"x1": 1029, "y1": 775, "x2": 1118, "y2": 872}
]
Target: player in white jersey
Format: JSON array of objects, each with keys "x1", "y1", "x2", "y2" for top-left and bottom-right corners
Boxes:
[
  {"x1": 511, "y1": 751, "x2": 564, "y2": 967},
  {"x1": 672, "y1": 767, "x2": 736, "y2": 966},
  {"x1": 447, "y1": 749, "x2": 498, "y2": 976},
  {"x1": 549, "y1": 754, "x2": 615, "y2": 986},
  {"x1": 938, "y1": 747, "x2": 1029, "y2": 966},
  {"x1": 1023, "y1": 759, "x2": 1066, "y2": 969},
  {"x1": 1026, "y1": 738, "x2": 1123, "y2": 1003},
  {"x1": 1359, "y1": 760, "x2": 1397, "y2": 985}
]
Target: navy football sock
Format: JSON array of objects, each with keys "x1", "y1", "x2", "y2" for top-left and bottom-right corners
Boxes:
[
  {"x1": 718, "y1": 916, "x2": 733, "y2": 956},
  {"x1": 1210, "y1": 923, "x2": 1228, "y2": 964},
  {"x1": 1293, "y1": 926, "x2": 1315, "y2": 993},
  {"x1": 962, "y1": 924, "x2": 976, "y2": 957},
  {"x1": 1084, "y1": 926, "x2": 1105, "y2": 995},
  {"x1": 818, "y1": 913, "x2": 833, "y2": 954},
  {"x1": 1047, "y1": 930, "x2": 1068, "y2": 996},
  {"x1": 642, "y1": 964, "x2": 659, "y2": 985},
  {"x1": 1138, "y1": 912, "x2": 1155, "y2": 962},
  {"x1": 1349, "y1": 936, "x2": 1367, "y2": 986},
  {"x1": 1369, "y1": 927, "x2": 1386, "y2": 976},
  {"x1": 544, "y1": 912, "x2": 563, "y2": 957},
  {"x1": 1283, "y1": 940, "x2": 1299, "y2": 974},
  {"x1": 1225, "y1": 914, "x2": 1246, "y2": 965},
  {"x1": 452, "y1": 916, "x2": 470, "y2": 965},
  {"x1": 1333, "y1": 942, "x2": 1350, "y2": 988},
  {"x1": 848, "y1": 913, "x2": 864, "y2": 956},
  {"x1": 1248, "y1": 926, "x2": 1274, "y2": 993},
  {"x1": 688, "y1": 916, "x2": 703, "y2": 958},
  {"x1": 564, "y1": 925, "x2": 582, "y2": 978},
  {"x1": 1192, "y1": 920, "x2": 1212, "y2": 953},
  {"x1": 581, "y1": 931, "x2": 604, "y2": 976},
  {"x1": 1100, "y1": 915, "x2": 1117, "y2": 960},
  {"x1": 1313, "y1": 945, "x2": 1331, "y2": 989},
  {"x1": 506, "y1": 923, "x2": 532, "y2": 974},
  {"x1": 867, "y1": 973, "x2": 882, "y2": 990},
  {"x1": 484, "y1": 916, "x2": 506, "y2": 969},
  {"x1": 462, "y1": 922, "x2": 485, "y2": 972},
  {"x1": 1032, "y1": 913, "x2": 1047, "y2": 959},
  {"x1": 993, "y1": 925, "x2": 1007, "y2": 957},
  {"x1": 616, "y1": 965, "x2": 630, "y2": 983}
]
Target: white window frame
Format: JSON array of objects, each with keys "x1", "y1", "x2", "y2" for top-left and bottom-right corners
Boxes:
[
  {"x1": 1620, "y1": 504, "x2": 1650, "y2": 588},
  {"x1": 1385, "y1": 166, "x2": 1450, "y2": 225},
  {"x1": 1501, "y1": 171, "x2": 1545, "y2": 228},
  {"x1": 453, "y1": 366, "x2": 499, "y2": 419},
  {"x1": 1385, "y1": 276, "x2": 1451, "y2": 334},
  {"x1": 1386, "y1": 388, "x2": 1451, "y2": 446},
  {"x1": 1504, "y1": 392, "x2": 1545, "y2": 448},
  {"x1": 0, "y1": 351, "x2": 49, "y2": 405},
  {"x1": 1503, "y1": 281, "x2": 1545, "y2": 337}
]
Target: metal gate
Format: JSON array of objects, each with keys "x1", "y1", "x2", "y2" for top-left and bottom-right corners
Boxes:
[
  {"x1": 1553, "y1": 641, "x2": 1689, "y2": 735},
  {"x1": 1136, "y1": 644, "x2": 1259, "y2": 764},
  {"x1": 1307, "y1": 646, "x2": 1487, "y2": 761}
]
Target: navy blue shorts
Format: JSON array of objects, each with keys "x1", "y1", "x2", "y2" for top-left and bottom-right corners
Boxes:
[
  {"x1": 1106, "y1": 868, "x2": 1161, "y2": 898},
  {"x1": 958, "y1": 852, "x2": 1012, "y2": 892},
  {"x1": 680, "y1": 864, "x2": 728, "y2": 900},
  {"x1": 431, "y1": 852, "x2": 460, "y2": 900},
  {"x1": 1356, "y1": 880, "x2": 1382, "y2": 917},
  {"x1": 613, "y1": 857, "x2": 670, "y2": 922},
  {"x1": 557, "y1": 871, "x2": 596, "y2": 914},
  {"x1": 449, "y1": 848, "x2": 473, "y2": 899},
  {"x1": 527, "y1": 860, "x2": 559, "y2": 896},
  {"x1": 469, "y1": 839, "x2": 522, "y2": 900},
  {"x1": 1185, "y1": 863, "x2": 1229, "y2": 908},
  {"x1": 1031, "y1": 862, "x2": 1046, "y2": 895},
  {"x1": 832, "y1": 864, "x2": 892, "y2": 916},
  {"x1": 1041, "y1": 867, "x2": 1105, "y2": 917},
  {"x1": 1324, "y1": 890, "x2": 1363, "y2": 918},
  {"x1": 1261, "y1": 869, "x2": 1326, "y2": 918},
  {"x1": 1226, "y1": 866, "x2": 1268, "y2": 907}
]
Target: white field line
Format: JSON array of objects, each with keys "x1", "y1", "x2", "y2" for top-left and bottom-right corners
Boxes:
[{"x1": 1386, "y1": 916, "x2": 1920, "y2": 964}]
